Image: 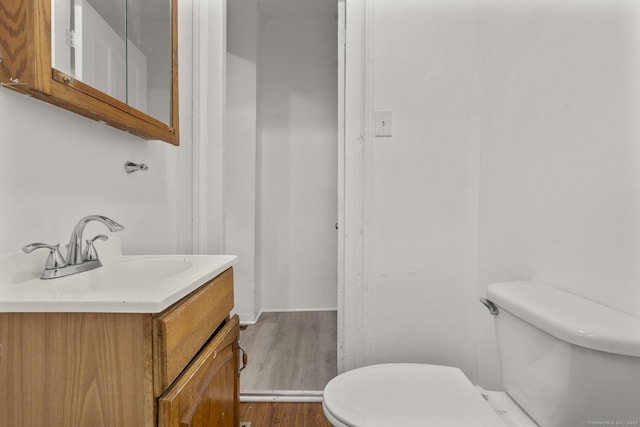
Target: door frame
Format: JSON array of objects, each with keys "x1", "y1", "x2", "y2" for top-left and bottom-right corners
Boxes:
[{"x1": 338, "y1": 0, "x2": 372, "y2": 373}]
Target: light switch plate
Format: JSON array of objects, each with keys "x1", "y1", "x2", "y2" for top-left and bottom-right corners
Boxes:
[{"x1": 375, "y1": 110, "x2": 392, "y2": 137}]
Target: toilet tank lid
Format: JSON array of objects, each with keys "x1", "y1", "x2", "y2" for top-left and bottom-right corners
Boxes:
[{"x1": 487, "y1": 281, "x2": 640, "y2": 357}]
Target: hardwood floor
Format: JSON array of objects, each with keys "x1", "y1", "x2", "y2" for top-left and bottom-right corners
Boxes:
[
  {"x1": 239, "y1": 311, "x2": 337, "y2": 391},
  {"x1": 240, "y1": 402, "x2": 333, "y2": 427}
]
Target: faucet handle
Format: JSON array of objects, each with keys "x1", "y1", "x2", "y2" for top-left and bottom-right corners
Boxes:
[
  {"x1": 22, "y1": 243, "x2": 67, "y2": 269},
  {"x1": 83, "y1": 235, "x2": 108, "y2": 261}
]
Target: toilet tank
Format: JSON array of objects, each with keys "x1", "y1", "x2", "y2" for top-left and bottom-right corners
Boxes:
[{"x1": 487, "y1": 282, "x2": 640, "y2": 427}]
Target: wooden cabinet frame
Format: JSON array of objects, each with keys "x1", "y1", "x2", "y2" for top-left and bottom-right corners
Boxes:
[{"x1": 0, "y1": 0, "x2": 179, "y2": 145}]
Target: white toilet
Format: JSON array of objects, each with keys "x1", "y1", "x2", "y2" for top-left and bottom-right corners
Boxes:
[{"x1": 323, "y1": 281, "x2": 640, "y2": 426}]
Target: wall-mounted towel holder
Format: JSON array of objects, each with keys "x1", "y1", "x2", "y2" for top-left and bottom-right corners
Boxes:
[{"x1": 124, "y1": 161, "x2": 149, "y2": 174}]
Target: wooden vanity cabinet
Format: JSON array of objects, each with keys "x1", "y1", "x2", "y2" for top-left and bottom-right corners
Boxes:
[{"x1": 0, "y1": 268, "x2": 239, "y2": 427}]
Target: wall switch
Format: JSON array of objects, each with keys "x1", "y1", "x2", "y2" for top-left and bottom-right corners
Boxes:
[{"x1": 375, "y1": 110, "x2": 392, "y2": 137}]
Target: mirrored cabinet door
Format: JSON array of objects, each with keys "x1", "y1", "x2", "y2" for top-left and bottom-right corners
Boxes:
[
  {"x1": 0, "y1": 0, "x2": 178, "y2": 145},
  {"x1": 53, "y1": 0, "x2": 128, "y2": 104},
  {"x1": 128, "y1": 0, "x2": 172, "y2": 125}
]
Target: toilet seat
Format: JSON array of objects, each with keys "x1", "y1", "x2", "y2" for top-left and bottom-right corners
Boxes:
[{"x1": 322, "y1": 364, "x2": 508, "y2": 427}]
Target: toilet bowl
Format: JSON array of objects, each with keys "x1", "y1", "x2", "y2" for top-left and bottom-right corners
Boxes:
[
  {"x1": 323, "y1": 281, "x2": 640, "y2": 427},
  {"x1": 322, "y1": 363, "x2": 533, "y2": 427}
]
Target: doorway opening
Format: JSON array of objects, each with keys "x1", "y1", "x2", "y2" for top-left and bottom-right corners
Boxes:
[{"x1": 226, "y1": 0, "x2": 344, "y2": 399}]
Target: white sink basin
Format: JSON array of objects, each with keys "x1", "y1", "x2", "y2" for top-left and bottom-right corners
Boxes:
[
  {"x1": 51, "y1": 257, "x2": 194, "y2": 291},
  {"x1": 0, "y1": 238, "x2": 237, "y2": 313}
]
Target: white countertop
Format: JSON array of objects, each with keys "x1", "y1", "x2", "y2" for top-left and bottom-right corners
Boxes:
[{"x1": 0, "y1": 238, "x2": 237, "y2": 313}]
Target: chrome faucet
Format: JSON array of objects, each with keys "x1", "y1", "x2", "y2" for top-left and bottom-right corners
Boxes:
[
  {"x1": 23, "y1": 215, "x2": 124, "y2": 279},
  {"x1": 66, "y1": 215, "x2": 124, "y2": 266}
]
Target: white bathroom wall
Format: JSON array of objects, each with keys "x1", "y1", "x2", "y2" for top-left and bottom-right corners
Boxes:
[
  {"x1": 477, "y1": 0, "x2": 640, "y2": 389},
  {"x1": 0, "y1": 1, "x2": 225, "y2": 260},
  {"x1": 0, "y1": 94, "x2": 186, "y2": 254},
  {"x1": 364, "y1": 0, "x2": 482, "y2": 377},
  {"x1": 255, "y1": 0, "x2": 338, "y2": 312},
  {"x1": 343, "y1": 0, "x2": 640, "y2": 388}
]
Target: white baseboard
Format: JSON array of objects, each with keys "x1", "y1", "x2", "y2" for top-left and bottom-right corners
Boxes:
[
  {"x1": 260, "y1": 307, "x2": 338, "y2": 313},
  {"x1": 237, "y1": 308, "x2": 338, "y2": 326},
  {"x1": 240, "y1": 390, "x2": 323, "y2": 403},
  {"x1": 236, "y1": 311, "x2": 262, "y2": 325}
]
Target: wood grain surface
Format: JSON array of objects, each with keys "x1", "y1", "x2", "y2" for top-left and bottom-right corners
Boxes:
[
  {"x1": 240, "y1": 402, "x2": 333, "y2": 427},
  {"x1": 158, "y1": 316, "x2": 240, "y2": 427},
  {"x1": 0, "y1": 312, "x2": 155, "y2": 427},
  {"x1": 154, "y1": 268, "x2": 234, "y2": 396}
]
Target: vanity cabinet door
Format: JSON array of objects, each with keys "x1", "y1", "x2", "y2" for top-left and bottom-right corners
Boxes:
[{"x1": 158, "y1": 315, "x2": 240, "y2": 427}]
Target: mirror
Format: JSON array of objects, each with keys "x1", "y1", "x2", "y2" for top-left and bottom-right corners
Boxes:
[{"x1": 52, "y1": 0, "x2": 172, "y2": 124}]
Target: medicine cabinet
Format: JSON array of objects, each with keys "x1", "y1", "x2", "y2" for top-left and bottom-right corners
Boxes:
[{"x1": 0, "y1": 0, "x2": 179, "y2": 145}]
